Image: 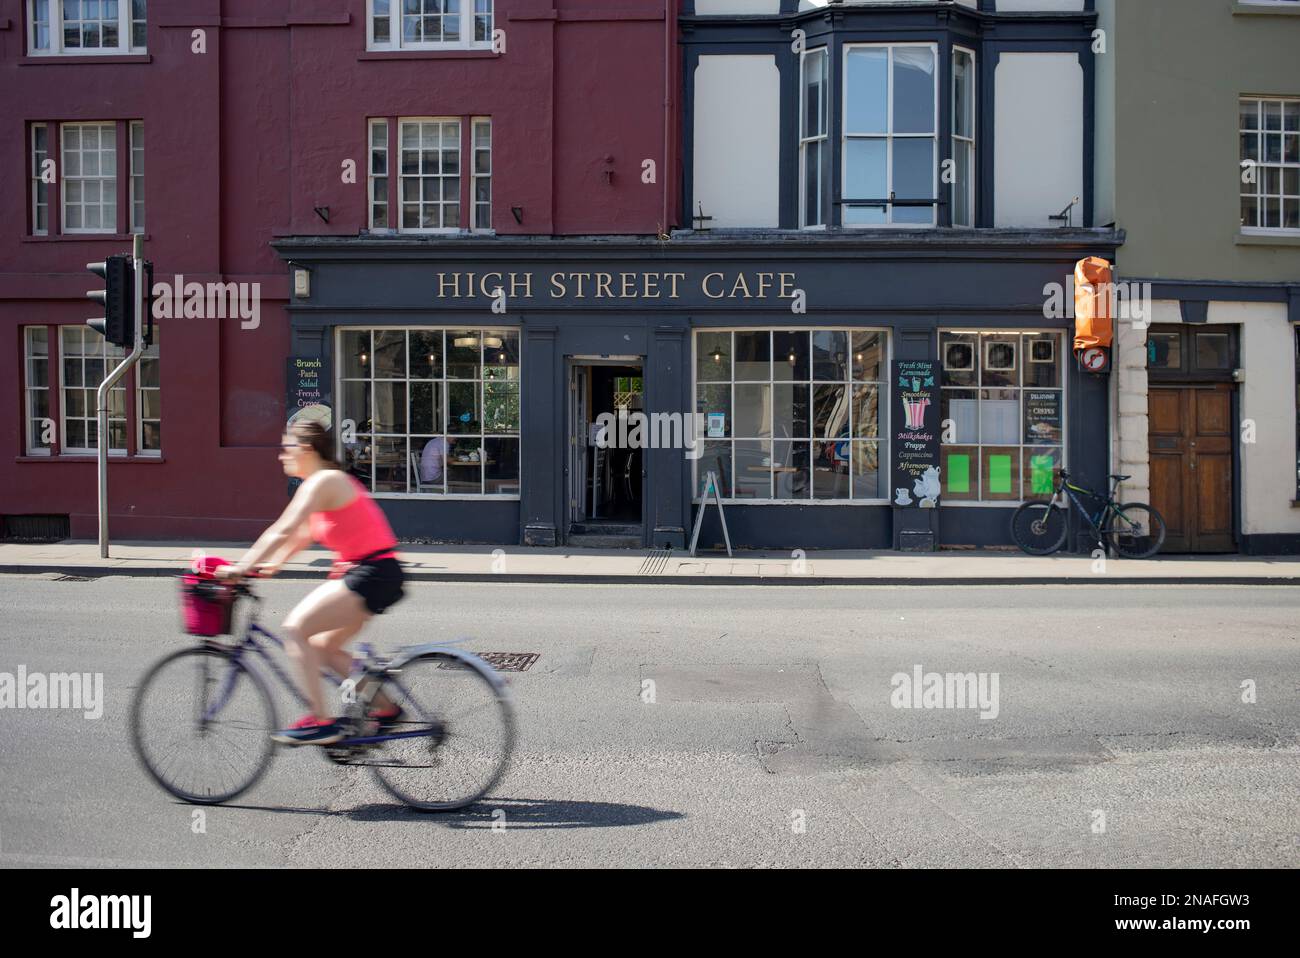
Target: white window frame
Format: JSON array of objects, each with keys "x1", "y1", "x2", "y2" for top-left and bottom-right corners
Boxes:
[
  {"x1": 27, "y1": 0, "x2": 147, "y2": 57},
  {"x1": 60, "y1": 121, "x2": 118, "y2": 235},
  {"x1": 23, "y1": 327, "x2": 52, "y2": 457},
  {"x1": 59, "y1": 326, "x2": 128, "y2": 456},
  {"x1": 334, "y1": 326, "x2": 522, "y2": 500},
  {"x1": 366, "y1": 0, "x2": 494, "y2": 52},
  {"x1": 31, "y1": 123, "x2": 50, "y2": 236},
  {"x1": 841, "y1": 42, "x2": 940, "y2": 229},
  {"x1": 691, "y1": 328, "x2": 892, "y2": 506},
  {"x1": 471, "y1": 116, "x2": 493, "y2": 232},
  {"x1": 129, "y1": 120, "x2": 144, "y2": 234},
  {"x1": 396, "y1": 116, "x2": 463, "y2": 234},
  {"x1": 937, "y1": 329, "x2": 1068, "y2": 508},
  {"x1": 1240, "y1": 95, "x2": 1300, "y2": 236},
  {"x1": 951, "y1": 45, "x2": 976, "y2": 229},
  {"x1": 799, "y1": 47, "x2": 830, "y2": 230},
  {"x1": 368, "y1": 118, "x2": 392, "y2": 232},
  {"x1": 136, "y1": 325, "x2": 161, "y2": 456}
]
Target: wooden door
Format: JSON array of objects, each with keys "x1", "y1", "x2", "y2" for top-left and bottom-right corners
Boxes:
[{"x1": 1149, "y1": 384, "x2": 1235, "y2": 552}]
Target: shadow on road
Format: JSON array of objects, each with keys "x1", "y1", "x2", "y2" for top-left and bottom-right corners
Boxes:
[{"x1": 211, "y1": 796, "x2": 685, "y2": 830}]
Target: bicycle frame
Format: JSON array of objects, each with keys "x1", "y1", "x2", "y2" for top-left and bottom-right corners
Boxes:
[
  {"x1": 199, "y1": 596, "x2": 436, "y2": 746},
  {"x1": 1048, "y1": 476, "x2": 1131, "y2": 546}
]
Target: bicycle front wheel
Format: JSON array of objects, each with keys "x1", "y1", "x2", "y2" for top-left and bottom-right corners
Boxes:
[
  {"x1": 368, "y1": 651, "x2": 516, "y2": 812},
  {"x1": 1011, "y1": 501, "x2": 1069, "y2": 556},
  {"x1": 130, "y1": 646, "x2": 277, "y2": 805},
  {"x1": 1107, "y1": 502, "x2": 1167, "y2": 559}
]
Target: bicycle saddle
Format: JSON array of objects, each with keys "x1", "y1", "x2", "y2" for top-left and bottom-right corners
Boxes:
[{"x1": 1110, "y1": 474, "x2": 1132, "y2": 481}]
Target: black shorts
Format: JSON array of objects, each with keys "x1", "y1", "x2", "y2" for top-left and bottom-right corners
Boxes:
[{"x1": 343, "y1": 557, "x2": 405, "y2": 615}]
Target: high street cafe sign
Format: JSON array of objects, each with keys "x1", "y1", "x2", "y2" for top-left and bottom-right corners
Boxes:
[{"x1": 435, "y1": 270, "x2": 802, "y2": 302}]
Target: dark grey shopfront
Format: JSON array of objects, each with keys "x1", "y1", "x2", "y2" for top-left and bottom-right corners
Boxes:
[{"x1": 274, "y1": 230, "x2": 1122, "y2": 552}]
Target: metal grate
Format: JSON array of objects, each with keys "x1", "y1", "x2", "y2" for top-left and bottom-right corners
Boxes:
[
  {"x1": 52, "y1": 574, "x2": 95, "y2": 582},
  {"x1": 442, "y1": 652, "x2": 539, "y2": 672},
  {"x1": 638, "y1": 548, "x2": 672, "y2": 575}
]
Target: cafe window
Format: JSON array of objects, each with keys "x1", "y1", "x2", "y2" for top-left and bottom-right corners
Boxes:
[
  {"x1": 939, "y1": 330, "x2": 1064, "y2": 503},
  {"x1": 694, "y1": 329, "x2": 888, "y2": 502},
  {"x1": 337, "y1": 327, "x2": 520, "y2": 497}
]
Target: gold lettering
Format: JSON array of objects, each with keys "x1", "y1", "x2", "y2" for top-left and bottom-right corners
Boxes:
[
  {"x1": 569, "y1": 272, "x2": 589, "y2": 298},
  {"x1": 510, "y1": 272, "x2": 533, "y2": 299},
  {"x1": 756, "y1": 273, "x2": 774, "y2": 299},
  {"x1": 595, "y1": 272, "x2": 614, "y2": 298},
  {"x1": 779, "y1": 272, "x2": 796, "y2": 298},
  {"x1": 438, "y1": 273, "x2": 461, "y2": 298},
  {"x1": 643, "y1": 273, "x2": 661, "y2": 299},
  {"x1": 480, "y1": 272, "x2": 504, "y2": 298},
  {"x1": 550, "y1": 272, "x2": 566, "y2": 297},
  {"x1": 702, "y1": 272, "x2": 726, "y2": 299},
  {"x1": 621, "y1": 272, "x2": 638, "y2": 298},
  {"x1": 730, "y1": 273, "x2": 753, "y2": 299},
  {"x1": 666, "y1": 273, "x2": 685, "y2": 298}
]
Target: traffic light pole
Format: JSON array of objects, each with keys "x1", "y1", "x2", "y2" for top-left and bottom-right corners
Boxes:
[{"x1": 96, "y1": 235, "x2": 146, "y2": 558}]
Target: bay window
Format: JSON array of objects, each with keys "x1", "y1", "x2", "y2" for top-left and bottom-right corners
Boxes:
[
  {"x1": 951, "y1": 47, "x2": 976, "y2": 228},
  {"x1": 338, "y1": 328, "x2": 521, "y2": 497},
  {"x1": 939, "y1": 330, "x2": 1064, "y2": 503},
  {"x1": 800, "y1": 48, "x2": 830, "y2": 229},
  {"x1": 369, "y1": 116, "x2": 492, "y2": 233},
  {"x1": 842, "y1": 43, "x2": 937, "y2": 227},
  {"x1": 694, "y1": 329, "x2": 888, "y2": 502},
  {"x1": 368, "y1": 0, "x2": 493, "y2": 51},
  {"x1": 28, "y1": 0, "x2": 147, "y2": 56}
]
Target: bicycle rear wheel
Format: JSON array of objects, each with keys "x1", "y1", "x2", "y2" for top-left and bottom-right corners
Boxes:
[
  {"x1": 1107, "y1": 502, "x2": 1167, "y2": 559},
  {"x1": 1011, "y1": 501, "x2": 1069, "y2": 556},
  {"x1": 367, "y1": 651, "x2": 515, "y2": 812},
  {"x1": 130, "y1": 646, "x2": 277, "y2": 805}
]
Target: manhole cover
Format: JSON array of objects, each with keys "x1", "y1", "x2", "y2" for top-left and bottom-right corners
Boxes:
[{"x1": 442, "y1": 652, "x2": 540, "y2": 672}]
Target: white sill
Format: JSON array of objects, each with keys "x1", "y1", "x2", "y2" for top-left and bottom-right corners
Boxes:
[{"x1": 1237, "y1": 229, "x2": 1300, "y2": 247}]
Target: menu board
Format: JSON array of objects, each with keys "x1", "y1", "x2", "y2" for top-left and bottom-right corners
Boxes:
[
  {"x1": 1024, "y1": 390, "x2": 1062, "y2": 445},
  {"x1": 891, "y1": 359, "x2": 941, "y2": 508},
  {"x1": 285, "y1": 357, "x2": 331, "y2": 430}
]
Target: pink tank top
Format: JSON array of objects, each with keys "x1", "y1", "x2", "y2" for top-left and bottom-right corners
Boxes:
[{"x1": 309, "y1": 476, "x2": 398, "y2": 573}]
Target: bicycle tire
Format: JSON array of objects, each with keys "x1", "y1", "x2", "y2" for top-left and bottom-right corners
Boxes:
[
  {"x1": 1106, "y1": 502, "x2": 1167, "y2": 559},
  {"x1": 130, "y1": 645, "x2": 278, "y2": 805},
  {"x1": 367, "y1": 651, "x2": 516, "y2": 812},
  {"x1": 1011, "y1": 501, "x2": 1069, "y2": 556}
]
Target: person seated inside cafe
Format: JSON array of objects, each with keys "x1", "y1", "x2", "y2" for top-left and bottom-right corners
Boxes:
[{"x1": 420, "y1": 436, "x2": 448, "y2": 484}]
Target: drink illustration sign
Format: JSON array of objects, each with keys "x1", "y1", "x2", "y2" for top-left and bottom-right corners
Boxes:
[{"x1": 891, "y1": 360, "x2": 941, "y2": 508}]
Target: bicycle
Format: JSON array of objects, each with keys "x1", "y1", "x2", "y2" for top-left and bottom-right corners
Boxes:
[
  {"x1": 1010, "y1": 469, "x2": 1167, "y2": 559},
  {"x1": 129, "y1": 576, "x2": 516, "y2": 811}
]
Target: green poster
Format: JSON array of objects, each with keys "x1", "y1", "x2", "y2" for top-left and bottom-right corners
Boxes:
[
  {"x1": 989, "y1": 455, "x2": 1013, "y2": 494},
  {"x1": 948, "y1": 454, "x2": 970, "y2": 493},
  {"x1": 1030, "y1": 455, "x2": 1055, "y2": 495}
]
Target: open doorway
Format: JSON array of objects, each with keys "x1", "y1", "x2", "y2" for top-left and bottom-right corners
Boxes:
[{"x1": 566, "y1": 358, "x2": 645, "y2": 546}]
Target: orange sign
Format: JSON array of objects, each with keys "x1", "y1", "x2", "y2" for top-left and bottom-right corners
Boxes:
[{"x1": 1073, "y1": 257, "x2": 1114, "y2": 352}]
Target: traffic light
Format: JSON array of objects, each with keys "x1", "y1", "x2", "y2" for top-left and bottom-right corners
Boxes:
[
  {"x1": 86, "y1": 255, "x2": 135, "y2": 347},
  {"x1": 141, "y1": 260, "x2": 155, "y2": 347}
]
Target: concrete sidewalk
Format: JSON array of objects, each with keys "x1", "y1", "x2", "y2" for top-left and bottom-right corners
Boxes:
[{"x1": 1, "y1": 539, "x2": 1299, "y2": 585}]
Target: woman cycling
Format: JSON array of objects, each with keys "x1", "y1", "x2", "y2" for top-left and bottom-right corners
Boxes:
[{"x1": 216, "y1": 421, "x2": 405, "y2": 746}]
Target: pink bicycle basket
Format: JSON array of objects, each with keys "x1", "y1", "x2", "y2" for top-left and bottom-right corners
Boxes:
[{"x1": 179, "y1": 555, "x2": 238, "y2": 637}]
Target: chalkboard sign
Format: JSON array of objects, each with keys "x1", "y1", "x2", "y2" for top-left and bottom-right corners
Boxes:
[
  {"x1": 286, "y1": 357, "x2": 331, "y2": 431},
  {"x1": 1024, "y1": 390, "x2": 1062, "y2": 445},
  {"x1": 891, "y1": 359, "x2": 941, "y2": 508}
]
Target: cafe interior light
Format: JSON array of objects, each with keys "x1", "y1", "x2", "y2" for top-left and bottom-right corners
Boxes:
[
  {"x1": 453, "y1": 335, "x2": 479, "y2": 348},
  {"x1": 483, "y1": 335, "x2": 503, "y2": 349},
  {"x1": 710, "y1": 345, "x2": 725, "y2": 364}
]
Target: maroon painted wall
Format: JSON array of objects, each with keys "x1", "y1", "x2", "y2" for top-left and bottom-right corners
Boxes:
[{"x1": 0, "y1": 0, "x2": 682, "y2": 540}]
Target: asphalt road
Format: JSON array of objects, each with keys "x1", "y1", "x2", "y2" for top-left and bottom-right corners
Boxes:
[{"x1": 0, "y1": 574, "x2": 1297, "y2": 868}]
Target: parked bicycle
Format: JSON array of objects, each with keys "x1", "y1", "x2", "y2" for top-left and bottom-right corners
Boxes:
[
  {"x1": 130, "y1": 575, "x2": 516, "y2": 811},
  {"x1": 1011, "y1": 470, "x2": 1167, "y2": 558}
]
